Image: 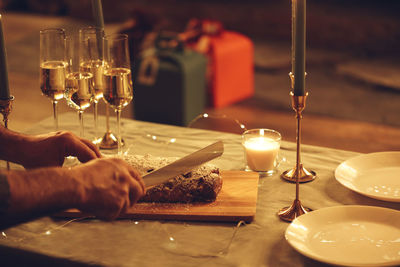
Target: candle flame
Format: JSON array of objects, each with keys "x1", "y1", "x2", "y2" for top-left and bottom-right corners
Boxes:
[{"x1": 244, "y1": 137, "x2": 279, "y2": 151}]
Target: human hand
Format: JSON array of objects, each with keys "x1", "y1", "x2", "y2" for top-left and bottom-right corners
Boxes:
[
  {"x1": 70, "y1": 157, "x2": 145, "y2": 220},
  {"x1": 18, "y1": 131, "x2": 102, "y2": 169}
]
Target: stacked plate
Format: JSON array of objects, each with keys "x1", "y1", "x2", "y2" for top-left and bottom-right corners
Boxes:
[
  {"x1": 335, "y1": 152, "x2": 400, "y2": 202},
  {"x1": 285, "y1": 152, "x2": 400, "y2": 266}
]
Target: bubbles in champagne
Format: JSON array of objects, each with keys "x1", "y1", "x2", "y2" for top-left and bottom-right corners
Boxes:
[
  {"x1": 103, "y1": 67, "x2": 133, "y2": 110},
  {"x1": 65, "y1": 72, "x2": 94, "y2": 111},
  {"x1": 40, "y1": 61, "x2": 68, "y2": 101},
  {"x1": 80, "y1": 60, "x2": 106, "y2": 101}
]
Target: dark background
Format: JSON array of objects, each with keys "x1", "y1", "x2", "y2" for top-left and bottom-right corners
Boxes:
[
  {"x1": 2, "y1": 0, "x2": 400, "y2": 130},
  {"x1": 3, "y1": 0, "x2": 400, "y2": 56}
]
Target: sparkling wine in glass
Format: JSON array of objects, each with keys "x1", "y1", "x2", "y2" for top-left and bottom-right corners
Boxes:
[
  {"x1": 40, "y1": 28, "x2": 67, "y2": 130},
  {"x1": 79, "y1": 27, "x2": 105, "y2": 143},
  {"x1": 64, "y1": 35, "x2": 94, "y2": 137},
  {"x1": 103, "y1": 67, "x2": 133, "y2": 108},
  {"x1": 103, "y1": 34, "x2": 133, "y2": 154}
]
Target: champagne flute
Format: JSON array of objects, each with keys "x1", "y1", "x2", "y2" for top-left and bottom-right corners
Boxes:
[
  {"x1": 79, "y1": 26, "x2": 105, "y2": 143},
  {"x1": 39, "y1": 28, "x2": 67, "y2": 130},
  {"x1": 102, "y1": 33, "x2": 133, "y2": 154},
  {"x1": 64, "y1": 34, "x2": 94, "y2": 137}
]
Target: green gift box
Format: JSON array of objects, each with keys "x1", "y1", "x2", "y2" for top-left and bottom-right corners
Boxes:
[{"x1": 133, "y1": 33, "x2": 207, "y2": 126}]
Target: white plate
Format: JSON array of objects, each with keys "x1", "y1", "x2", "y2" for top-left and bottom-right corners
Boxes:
[
  {"x1": 335, "y1": 152, "x2": 400, "y2": 202},
  {"x1": 285, "y1": 205, "x2": 400, "y2": 267}
]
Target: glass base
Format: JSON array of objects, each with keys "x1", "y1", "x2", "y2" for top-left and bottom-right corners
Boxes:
[
  {"x1": 244, "y1": 166, "x2": 277, "y2": 177},
  {"x1": 95, "y1": 131, "x2": 124, "y2": 150}
]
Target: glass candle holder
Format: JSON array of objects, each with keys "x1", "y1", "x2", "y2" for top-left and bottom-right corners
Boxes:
[{"x1": 242, "y1": 128, "x2": 281, "y2": 176}]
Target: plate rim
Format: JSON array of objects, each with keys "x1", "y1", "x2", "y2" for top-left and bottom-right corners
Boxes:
[
  {"x1": 335, "y1": 151, "x2": 400, "y2": 202},
  {"x1": 285, "y1": 205, "x2": 400, "y2": 267}
]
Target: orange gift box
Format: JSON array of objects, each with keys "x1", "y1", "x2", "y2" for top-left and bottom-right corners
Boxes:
[
  {"x1": 183, "y1": 20, "x2": 254, "y2": 108},
  {"x1": 208, "y1": 31, "x2": 254, "y2": 108}
]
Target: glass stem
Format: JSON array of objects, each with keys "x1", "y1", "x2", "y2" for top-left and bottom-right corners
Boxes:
[
  {"x1": 93, "y1": 101, "x2": 98, "y2": 140},
  {"x1": 79, "y1": 110, "x2": 84, "y2": 138},
  {"x1": 52, "y1": 100, "x2": 58, "y2": 131},
  {"x1": 116, "y1": 108, "x2": 122, "y2": 154},
  {"x1": 106, "y1": 103, "x2": 110, "y2": 132}
]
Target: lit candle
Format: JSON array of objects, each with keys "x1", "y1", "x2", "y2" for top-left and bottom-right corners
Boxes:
[
  {"x1": 292, "y1": 0, "x2": 306, "y2": 96},
  {"x1": 243, "y1": 136, "x2": 280, "y2": 172},
  {"x1": 91, "y1": 0, "x2": 104, "y2": 29},
  {"x1": 0, "y1": 14, "x2": 10, "y2": 100}
]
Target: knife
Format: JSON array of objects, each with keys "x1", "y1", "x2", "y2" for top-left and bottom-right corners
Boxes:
[{"x1": 143, "y1": 140, "x2": 224, "y2": 188}]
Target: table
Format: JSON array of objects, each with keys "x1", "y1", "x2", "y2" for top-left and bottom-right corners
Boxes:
[{"x1": 1, "y1": 112, "x2": 399, "y2": 266}]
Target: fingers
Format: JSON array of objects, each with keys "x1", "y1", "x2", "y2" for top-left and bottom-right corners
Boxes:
[
  {"x1": 94, "y1": 179, "x2": 141, "y2": 220},
  {"x1": 120, "y1": 162, "x2": 145, "y2": 207},
  {"x1": 94, "y1": 203, "x2": 125, "y2": 221},
  {"x1": 111, "y1": 158, "x2": 145, "y2": 192},
  {"x1": 127, "y1": 166, "x2": 146, "y2": 193},
  {"x1": 70, "y1": 144, "x2": 98, "y2": 163},
  {"x1": 128, "y1": 178, "x2": 145, "y2": 207},
  {"x1": 61, "y1": 133, "x2": 101, "y2": 163},
  {"x1": 120, "y1": 161, "x2": 146, "y2": 206},
  {"x1": 112, "y1": 159, "x2": 145, "y2": 208},
  {"x1": 75, "y1": 157, "x2": 145, "y2": 221},
  {"x1": 80, "y1": 138, "x2": 102, "y2": 158}
]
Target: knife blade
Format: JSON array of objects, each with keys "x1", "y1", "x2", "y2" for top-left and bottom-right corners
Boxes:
[{"x1": 143, "y1": 140, "x2": 224, "y2": 188}]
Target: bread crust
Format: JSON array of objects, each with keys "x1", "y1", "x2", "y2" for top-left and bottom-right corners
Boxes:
[{"x1": 122, "y1": 154, "x2": 223, "y2": 203}]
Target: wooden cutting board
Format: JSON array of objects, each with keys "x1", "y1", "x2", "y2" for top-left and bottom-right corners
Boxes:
[{"x1": 57, "y1": 171, "x2": 259, "y2": 223}]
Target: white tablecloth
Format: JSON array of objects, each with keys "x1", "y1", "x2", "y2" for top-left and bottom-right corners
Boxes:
[{"x1": 1, "y1": 112, "x2": 398, "y2": 267}]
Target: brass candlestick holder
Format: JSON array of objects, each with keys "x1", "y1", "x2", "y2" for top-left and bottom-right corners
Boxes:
[
  {"x1": 0, "y1": 95, "x2": 14, "y2": 170},
  {"x1": 278, "y1": 91, "x2": 315, "y2": 222},
  {"x1": 282, "y1": 73, "x2": 316, "y2": 183}
]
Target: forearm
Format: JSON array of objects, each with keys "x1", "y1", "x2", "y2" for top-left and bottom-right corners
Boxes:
[
  {"x1": 0, "y1": 168, "x2": 80, "y2": 227},
  {"x1": 0, "y1": 157, "x2": 145, "y2": 227}
]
